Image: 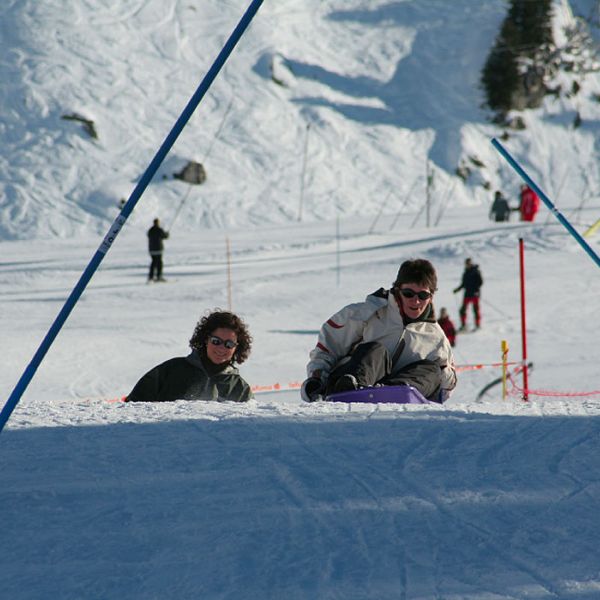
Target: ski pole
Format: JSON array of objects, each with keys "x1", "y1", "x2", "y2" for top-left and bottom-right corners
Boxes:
[
  {"x1": 0, "y1": 0, "x2": 265, "y2": 435},
  {"x1": 492, "y1": 138, "x2": 600, "y2": 268}
]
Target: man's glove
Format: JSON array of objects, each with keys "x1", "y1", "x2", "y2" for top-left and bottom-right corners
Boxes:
[
  {"x1": 453, "y1": 287, "x2": 461, "y2": 294},
  {"x1": 301, "y1": 377, "x2": 324, "y2": 403}
]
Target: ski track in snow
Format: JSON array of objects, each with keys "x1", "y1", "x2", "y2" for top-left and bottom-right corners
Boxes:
[
  {"x1": 3, "y1": 410, "x2": 600, "y2": 598},
  {"x1": 0, "y1": 214, "x2": 600, "y2": 600},
  {"x1": 2, "y1": 213, "x2": 600, "y2": 597}
]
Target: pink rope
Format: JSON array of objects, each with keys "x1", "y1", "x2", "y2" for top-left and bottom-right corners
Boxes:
[
  {"x1": 507, "y1": 368, "x2": 600, "y2": 399},
  {"x1": 456, "y1": 361, "x2": 520, "y2": 373}
]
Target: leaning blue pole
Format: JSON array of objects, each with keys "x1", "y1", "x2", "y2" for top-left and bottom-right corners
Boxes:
[
  {"x1": 0, "y1": 0, "x2": 265, "y2": 434},
  {"x1": 491, "y1": 137, "x2": 600, "y2": 268}
]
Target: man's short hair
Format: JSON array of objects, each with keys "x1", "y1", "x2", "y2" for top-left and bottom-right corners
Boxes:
[{"x1": 393, "y1": 259, "x2": 438, "y2": 292}]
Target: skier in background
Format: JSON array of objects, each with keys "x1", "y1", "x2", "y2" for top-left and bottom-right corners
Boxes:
[
  {"x1": 453, "y1": 257, "x2": 483, "y2": 332},
  {"x1": 147, "y1": 218, "x2": 169, "y2": 282},
  {"x1": 518, "y1": 184, "x2": 540, "y2": 222},
  {"x1": 437, "y1": 307, "x2": 456, "y2": 347},
  {"x1": 489, "y1": 190, "x2": 510, "y2": 222},
  {"x1": 301, "y1": 258, "x2": 457, "y2": 403}
]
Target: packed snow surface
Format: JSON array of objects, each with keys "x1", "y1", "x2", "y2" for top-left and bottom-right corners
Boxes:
[{"x1": 1, "y1": 0, "x2": 600, "y2": 598}]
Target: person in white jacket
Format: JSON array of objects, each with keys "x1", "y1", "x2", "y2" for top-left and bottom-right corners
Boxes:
[{"x1": 301, "y1": 258, "x2": 457, "y2": 403}]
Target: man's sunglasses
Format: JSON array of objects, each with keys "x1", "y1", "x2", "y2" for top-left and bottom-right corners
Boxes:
[
  {"x1": 208, "y1": 335, "x2": 238, "y2": 349},
  {"x1": 398, "y1": 288, "x2": 432, "y2": 301}
]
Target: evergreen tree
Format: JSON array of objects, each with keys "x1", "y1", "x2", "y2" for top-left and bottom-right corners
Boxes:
[
  {"x1": 481, "y1": 37, "x2": 519, "y2": 115},
  {"x1": 482, "y1": 0, "x2": 553, "y2": 116}
]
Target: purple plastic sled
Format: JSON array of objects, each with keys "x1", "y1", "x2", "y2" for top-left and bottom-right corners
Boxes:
[{"x1": 326, "y1": 385, "x2": 433, "y2": 404}]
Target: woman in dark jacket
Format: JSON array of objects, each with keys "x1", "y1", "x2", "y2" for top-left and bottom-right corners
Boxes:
[{"x1": 126, "y1": 310, "x2": 253, "y2": 402}]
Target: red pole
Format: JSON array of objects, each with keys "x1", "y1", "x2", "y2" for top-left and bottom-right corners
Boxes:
[{"x1": 519, "y1": 238, "x2": 529, "y2": 400}]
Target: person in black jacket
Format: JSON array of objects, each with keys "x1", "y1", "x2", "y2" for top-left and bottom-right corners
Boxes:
[
  {"x1": 147, "y1": 218, "x2": 169, "y2": 282},
  {"x1": 453, "y1": 258, "x2": 483, "y2": 331},
  {"x1": 489, "y1": 190, "x2": 510, "y2": 222},
  {"x1": 126, "y1": 310, "x2": 253, "y2": 402}
]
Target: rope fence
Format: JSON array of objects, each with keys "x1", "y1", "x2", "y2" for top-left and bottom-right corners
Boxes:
[
  {"x1": 456, "y1": 361, "x2": 521, "y2": 373},
  {"x1": 506, "y1": 369, "x2": 600, "y2": 399},
  {"x1": 102, "y1": 362, "x2": 598, "y2": 401}
]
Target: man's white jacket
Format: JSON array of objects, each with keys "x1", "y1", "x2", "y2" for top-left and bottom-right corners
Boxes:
[{"x1": 307, "y1": 288, "x2": 457, "y2": 394}]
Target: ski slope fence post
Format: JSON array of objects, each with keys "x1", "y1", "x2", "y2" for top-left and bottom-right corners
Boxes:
[
  {"x1": 0, "y1": 0, "x2": 265, "y2": 435},
  {"x1": 501, "y1": 340, "x2": 508, "y2": 400},
  {"x1": 519, "y1": 238, "x2": 529, "y2": 401},
  {"x1": 297, "y1": 122, "x2": 310, "y2": 221},
  {"x1": 226, "y1": 236, "x2": 233, "y2": 311},
  {"x1": 491, "y1": 138, "x2": 600, "y2": 268},
  {"x1": 336, "y1": 215, "x2": 341, "y2": 286},
  {"x1": 425, "y1": 160, "x2": 433, "y2": 228}
]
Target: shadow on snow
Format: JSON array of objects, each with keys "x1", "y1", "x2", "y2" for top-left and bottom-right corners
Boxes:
[{"x1": 1, "y1": 412, "x2": 600, "y2": 598}]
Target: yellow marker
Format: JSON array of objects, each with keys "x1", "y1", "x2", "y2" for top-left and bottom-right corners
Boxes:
[{"x1": 583, "y1": 217, "x2": 600, "y2": 238}]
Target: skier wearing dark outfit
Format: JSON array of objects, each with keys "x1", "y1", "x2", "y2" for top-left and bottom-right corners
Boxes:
[
  {"x1": 126, "y1": 310, "x2": 253, "y2": 402},
  {"x1": 453, "y1": 258, "x2": 483, "y2": 331},
  {"x1": 489, "y1": 190, "x2": 510, "y2": 222},
  {"x1": 301, "y1": 259, "x2": 457, "y2": 403},
  {"x1": 147, "y1": 218, "x2": 169, "y2": 282}
]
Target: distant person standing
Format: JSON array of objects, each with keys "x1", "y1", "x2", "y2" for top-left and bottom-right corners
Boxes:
[
  {"x1": 489, "y1": 190, "x2": 510, "y2": 222},
  {"x1": 437, "y1": 307, "x2": 456, "y2": 347},
  {"x1": 453, "y1": 258, "x2": 483, "y2": 332},
  {"x1": 518, "y1": 184, "x2": 540, "y2": 222},
  {"x1": 147, "y1": 218, "x2": 169, "y2": 282}
]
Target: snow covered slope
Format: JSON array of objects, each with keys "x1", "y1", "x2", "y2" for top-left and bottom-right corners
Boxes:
[
  {"x1": 1, "y1": 0, "x2": 598, "y2": 240},
  {"x1": 2, "y1": 208, "x2": 600, "y2": 598},
  {"x1": 2, "y1": 2, "x2": 600, "y2": 598}
]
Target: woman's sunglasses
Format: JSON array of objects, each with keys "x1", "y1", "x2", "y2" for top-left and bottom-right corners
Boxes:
[
  {"x1": 208, "y1": 335, "x2": 238, "y2": 349},
  {"x1": 398, "y1": 288, "x2": 432, "y2": 301}
]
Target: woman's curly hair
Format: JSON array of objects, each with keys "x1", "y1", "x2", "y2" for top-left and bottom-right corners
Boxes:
[{"x1": 189, "y1": 309, "x2": 252, "y2": 364}]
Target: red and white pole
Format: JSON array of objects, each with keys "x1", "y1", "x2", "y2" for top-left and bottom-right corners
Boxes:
[{"x1": 519, "y1": 238, "x2": 529, "y2": 401}]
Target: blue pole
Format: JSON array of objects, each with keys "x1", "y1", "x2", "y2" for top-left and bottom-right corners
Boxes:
[
  {"x1": 0, "y1": 0, "x2": 265, "y2": 434},
  {"x1": 491, "y1": 137, "x2": 600, "y2": 268}
]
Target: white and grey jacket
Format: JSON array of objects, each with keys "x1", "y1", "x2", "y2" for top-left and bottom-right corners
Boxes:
[{"x1": 306, "y1": 288, "x2": 457, "y2": 394}]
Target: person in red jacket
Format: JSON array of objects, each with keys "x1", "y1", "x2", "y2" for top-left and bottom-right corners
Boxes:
[
  {"x1": 437, "y1": 307, "x2": 456, "y2": 347},
  {"x1": 519, "y1": 184, "x2": 540, "y2": 222}
]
